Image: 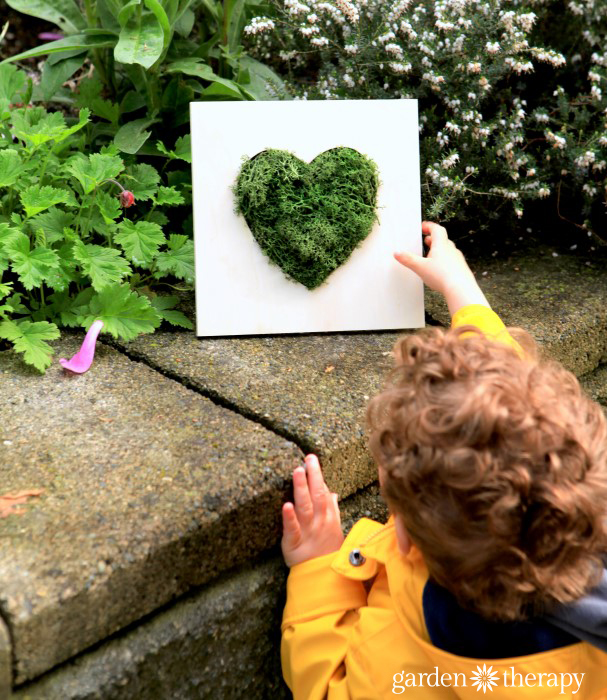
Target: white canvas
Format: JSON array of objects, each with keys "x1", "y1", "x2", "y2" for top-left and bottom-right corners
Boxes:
[{"x1": 190, "y1": 99, "x2": 424, "y2": 336}]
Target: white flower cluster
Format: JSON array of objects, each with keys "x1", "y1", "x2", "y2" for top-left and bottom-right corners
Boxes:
[
  {"x1": 574, "y1": 150, "x2": 596, "y2": 168},
  {"x1": 334, "y1": 0, "x2": 359, "y2": 24},
  {"x1": 389, "y1": 62, "x2": 412, "y2": 74},
  {"x1": 530, "y1": 49, "x2": 566, "y2": 68},
  {"x1": 284, "y1": 0, "x2": 310, "y2": 16},
  {"x1": 442, "y1": 153, "x2": 459, "y2": 169},
  {"x1": 299, "y1": 25, "x2": 320, "y2": 36},
  {"x1": 545, "y1": 131, "x2": 567, "y2": 150},
  {"x1": 242, "y1": 0, "x2": 607, "y2": 223},
  {"x1": 385, "y1": 43, "x2": 404, "y2": 58},
  {"x1": 244, "y1": 17, "x2": 276, "y2": 35}
]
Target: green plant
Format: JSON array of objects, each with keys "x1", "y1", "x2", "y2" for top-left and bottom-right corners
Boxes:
[
  {"x1": 233, "y1": 147, "x2": 378, "y2": 289},
  {"x1": 0, "y1": 64, "x2": 194, "y2": 372},
  {"x1": 1, "y1": 0, "x2": 289, "y2": 154}
]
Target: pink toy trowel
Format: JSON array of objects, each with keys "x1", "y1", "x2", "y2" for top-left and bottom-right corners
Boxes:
[{"x1": 60, "y1": 320, "x2": 104, "y2": 373}]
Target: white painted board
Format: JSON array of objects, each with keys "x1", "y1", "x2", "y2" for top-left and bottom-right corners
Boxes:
[{"x1": 190, "y1": 99, "x2": 424, "y2": 336}]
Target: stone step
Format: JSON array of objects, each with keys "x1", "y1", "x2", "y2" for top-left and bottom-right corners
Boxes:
[
  {"x1": 0, "y1": 339, "x2": 301, "y2": 686},
  {"x1": 580, "y1": 364, "x2": 607, "y2": 407},
  {"x1": 11, "y1": 485, "x2": 388, "y2": 700}
]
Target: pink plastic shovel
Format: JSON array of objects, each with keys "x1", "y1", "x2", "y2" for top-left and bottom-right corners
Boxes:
[{"x1": 60, "y1": 320, "x2": 104, "y2": 373}]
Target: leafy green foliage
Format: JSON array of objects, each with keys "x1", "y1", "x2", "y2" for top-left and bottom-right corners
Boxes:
[
  {"x1": 3, "y1": 0, "x2": 287, "y2": 156},
  {"x1": 150, "y1": 294, "x2": 193, "y2": 329},
  {"x1": 154, "y1": 235, "x2": 195, "y2": 283},
  {"x1": 5, "y1": 232, "x2": 60, "y2": 290},
  {"x1": 0, "y1": 318, "x2": 60, "y2": 372},
  {"x1": 0, "y1": 85, "x2": 194, "y2": 372},
  {"x1": 84, "y1": 285, "x2": 161, "y2": 341},
  {"x1": 66, "y1": 153, "x2": 124, "y2": 195},
  {"x1": 20, "y1": 185, "x2": 70, "y2": 218},
  {"x1": 115, "y1": 220, "x2": 165, "y2": 266},
  {"x1": 72, "y1": 240, "x2": 132, "y2": 291}
]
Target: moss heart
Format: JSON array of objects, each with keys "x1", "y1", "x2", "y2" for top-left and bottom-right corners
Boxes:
[{"x1": 233, "y1": 148, "x2": 379, "y2": 290}]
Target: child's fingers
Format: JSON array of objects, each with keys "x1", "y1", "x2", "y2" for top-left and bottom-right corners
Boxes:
[
  {"x1": 292, "y1": 466, "x2": 314, "y2": 523},
  {"x1": 394, "y1": 251, "x2": 428, "y2": 275},
  {"x1": 304, "y1": 454, "x2": 329, "y2": 506},
  {"x1": 329, "y1": 493, "x2": 341, "y2": 523},
  {"x1": 422, "y1": 221, "x2": 448, "y2": 245},
  {"x1": 282, "y1": 502, "x2": 301, "y2": 545}
]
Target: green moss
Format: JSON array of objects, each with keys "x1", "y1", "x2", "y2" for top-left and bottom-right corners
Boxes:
[{"x1": 233, "y1": 147, "x2": 379, "y2": 290}]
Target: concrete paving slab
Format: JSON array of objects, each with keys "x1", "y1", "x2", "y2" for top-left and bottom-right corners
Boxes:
[
  {"x1": 112, "y1": 331, "x2": 402, "y2": 499},
  {"x1": 580, "y1": 364, "x2": 607, "y2": 407},
  {"x1": 425, "y1": 250, "x2": 607, "y2": 376},
  {"x1": 0, "y1": 338, "x2": 302, "y2": 684}
]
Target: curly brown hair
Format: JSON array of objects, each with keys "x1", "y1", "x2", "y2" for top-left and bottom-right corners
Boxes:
[{"x1": 366, "y1": 324, "x2": 607, "y2": 622}]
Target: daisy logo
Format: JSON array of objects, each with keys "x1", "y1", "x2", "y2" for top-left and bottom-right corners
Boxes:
[{"x1": 470, "y1": 664, "x2": 499, "y2": 693}]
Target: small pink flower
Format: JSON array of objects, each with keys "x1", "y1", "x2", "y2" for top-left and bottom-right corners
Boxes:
[
  {"x1": 120, "y1": 190, "x2": 135, "y2": 208},
  {"x1": 60, "y1": 320, "x2": 104, "y2": 374}
]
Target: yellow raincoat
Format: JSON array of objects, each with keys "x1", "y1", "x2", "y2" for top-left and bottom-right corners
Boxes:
[{"x1": 281, "y1": 306, "x2": 607, "y2": 699}]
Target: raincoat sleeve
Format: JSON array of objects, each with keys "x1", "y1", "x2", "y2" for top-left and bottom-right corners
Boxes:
[
  {"x1": 280, "y1": 551, "x2": 366, "y2": 699},
  {"x1": 281, "y1": 519, "x2": 386, "y2": 699},
  {"x1": 451, "y1": 303, "x2": 523, "y2": 354}
]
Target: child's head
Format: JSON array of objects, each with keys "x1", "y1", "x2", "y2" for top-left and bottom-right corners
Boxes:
[{"x1": 367, "y1": 325, "x2": 607, "y2": 622}]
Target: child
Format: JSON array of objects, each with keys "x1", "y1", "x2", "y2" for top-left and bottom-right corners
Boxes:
[{"x1": 280, "y1": 222, "x2": 607, "y2": 699}]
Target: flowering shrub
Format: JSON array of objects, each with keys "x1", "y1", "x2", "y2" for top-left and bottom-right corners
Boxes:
[{"x1": 243, "y1": 0, "x2": 607, "y2": 238}]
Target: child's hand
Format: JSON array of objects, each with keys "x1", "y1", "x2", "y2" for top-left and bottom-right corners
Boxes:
[
  {"x1": 281, "y1": 454, "x2": 344, "y2": 568},
  {"x1": 394, "y1": 221, "x2": 490, "y2": 316}
]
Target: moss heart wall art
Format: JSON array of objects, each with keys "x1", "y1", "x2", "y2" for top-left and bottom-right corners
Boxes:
[
  {"x1": 233, "y1": 148, "x2": 380, "y2": 290},
  {"x1": 190, "y1": 99, "x2": 424, "y2": 336}
]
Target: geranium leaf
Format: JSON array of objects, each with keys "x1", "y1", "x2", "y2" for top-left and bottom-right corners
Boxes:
[
  {"x1": 154, "y1": 186, "x2": 184, "y2": 206},
  {"x1": 66, "y1": 152, "x2": 124, "y2": 195},
  {"x1": 11, "y1": 108, "x2": 90, "y2": 148},
  {"x1": 154, "y1": 234, "x2": 194, "y2": 282},
  {"x1": 0, "y1": 150, "x2": 24, "y2": 188},
  {"x1": 96, "y1": 190, "x2": 123, "y2": 224},
  {"x1": 85, "y1": 285, "x2": 161, "y2": 340},
  {"x1": 5, "y1": 232, "x2": 60, "y2": 290},
  {"x1": 115, "y1": 219, "x2": 165, "y2": 266},
  {"x1": 150, "y1": 295, "x2": 193, "y2": 329},
  {"x1": 20, "y1": 185, "x2": 70, "y2": 219},
  {"x1": 124, "y1": 163, "x2": 160, "y2": 200},
  {"x1": 28, "y1": 207, "x2": 73, "y2": 245},
  {"x1": 0, "y1": 222, "x2": 21, "y2": 250},
  {"x1": 73, "y1": 239, "x2": 131, "y2": 291},
  {"x1": 0, "y1": 318, "x2": 60, "y2": 372},
  {"x1": 0, "y1": 64, "x2": 27, "y2": 114}
]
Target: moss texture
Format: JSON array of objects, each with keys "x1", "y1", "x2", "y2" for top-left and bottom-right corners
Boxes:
[{"x1": 233, "y1": 148, "x2": 379, "y2": 290}]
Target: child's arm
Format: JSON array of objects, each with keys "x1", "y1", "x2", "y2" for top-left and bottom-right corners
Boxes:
[
  {"x1": 395, "y1": 221, "x2": 521, "y2": 351},
  {"x1": 281, "y1": 455, "x2": 369, "y2": 699}
]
